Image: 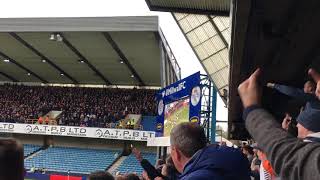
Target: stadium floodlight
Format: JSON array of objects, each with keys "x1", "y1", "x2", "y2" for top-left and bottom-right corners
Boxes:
[
  {"x1": 42, "y1": 59, "x2": 46, "y2": 63},
  {"x1": 3, "y1": 59, "x2": 10, "y2": 62}
]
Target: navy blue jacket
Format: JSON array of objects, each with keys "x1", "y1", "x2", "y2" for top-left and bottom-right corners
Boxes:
[{"x1": 179, "y1": 145, "x2": 251, "y2": 180}]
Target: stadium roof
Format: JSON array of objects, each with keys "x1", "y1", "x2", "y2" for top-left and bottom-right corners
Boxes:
[
  {"x1": 172, "y1": 13, "x2": 230, "y2": 103},
  {"x1": 145, "y1": 0, "x2": 230, "y2": 16},
  {"x1": 0, "y1": 16, "x2": 175, "y2": 87}
]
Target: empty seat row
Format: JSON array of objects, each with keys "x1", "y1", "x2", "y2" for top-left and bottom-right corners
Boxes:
[
  {"x1": 24, "y1": 144, "x2": 41, "y2": 157},
  {"x1": 25, "y1": 146, "x2": 121, "y2": 174},
  {"x1": 115, "y1": 152, "x2": 156, "y2": 175}
]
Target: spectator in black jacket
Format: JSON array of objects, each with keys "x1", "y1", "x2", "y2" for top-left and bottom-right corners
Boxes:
[{"x1": 132, "y1": 147, "x2": 163, "y2": 179}]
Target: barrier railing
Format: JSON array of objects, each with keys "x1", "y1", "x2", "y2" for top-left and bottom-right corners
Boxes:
[{"x1": 25, "y1": 119, "x2": 57, "y2": 125}]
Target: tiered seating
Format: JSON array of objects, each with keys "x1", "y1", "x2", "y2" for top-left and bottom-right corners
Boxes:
[
  {"x1": 116, "y1": 152, "x2": 157, "y2": 174},
  {"x1": 25, "y1": 146, "x2": 120, "y2": 174},
  {"x1": 24, "y1": 144, "x2": 41, "y2": 157},
  {"x1": 0, "y1": 84, "x2": 156, "y2": 127}
]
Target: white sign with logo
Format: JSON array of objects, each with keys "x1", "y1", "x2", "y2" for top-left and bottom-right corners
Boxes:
[
  {"x1": 164, "y1": 81, "x2": 186, "y2": 97},
  {"x1": 0, "y1": 123, "x2": 155, "y2": 141},
  {"x1": 191, "y1": 86, "x2": 201, "y2": 106}
]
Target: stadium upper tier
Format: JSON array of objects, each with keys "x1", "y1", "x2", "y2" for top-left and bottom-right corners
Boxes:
[
  {"x1": 0, "y1": 84, "x2": 156, "y2": 127},
  {"x1": 25, "y1": 146, "x2": 121, "y2": 174}
]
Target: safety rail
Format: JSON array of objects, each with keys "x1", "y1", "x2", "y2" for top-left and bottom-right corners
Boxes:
[
  {"x1": 25, "y1": 119, "x2": 57, "y2": 125},
  {"x1": 159, "y1": 29, "x2": 181, "y2": 80}
]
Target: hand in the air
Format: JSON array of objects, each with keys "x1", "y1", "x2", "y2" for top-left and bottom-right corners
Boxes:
[
  {"x1": 309, "y1": 69, "x2": 320, "y2": 99},
  {"x1": 281, "y1": 114, "x2": 292, "y2": 130},
  {"x1": 266, "y1": 83, "x2": 275, "y2": 88},
  {"x1": 132, "y1": 147, "x2": 143, "y2": 162},
  {"x1": 238, "y1": 69, "x2": 262, "y2": 108}
]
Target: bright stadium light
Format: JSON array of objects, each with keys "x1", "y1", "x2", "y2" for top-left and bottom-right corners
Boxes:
[
  {"x1": 60, "y1": 73, "x2": 64, "y2": 76},
  {"x1": 27, "y1": 73, "x2": 31, "y2": 76},
  {"x1": 131, "y1": 75, "x2": 134, "y2": 78},
  {"x1": 3, "y1": 59, "x2": 10, "y2": 62},
  {"x1": 120, "y1": 60, "x2": 124, "y2": 64},
  {"x1": 42, "y1": 59, "x2": 46, "y2": 63}
]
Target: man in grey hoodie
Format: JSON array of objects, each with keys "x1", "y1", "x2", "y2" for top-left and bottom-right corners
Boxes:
[{"x1": 238, "y1": 68, "x2": 320, "y2": 180}]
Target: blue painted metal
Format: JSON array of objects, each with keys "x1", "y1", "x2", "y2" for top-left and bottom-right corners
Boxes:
[{"x1": 211, "y1": 87, "x2": 217, "y2": 143}]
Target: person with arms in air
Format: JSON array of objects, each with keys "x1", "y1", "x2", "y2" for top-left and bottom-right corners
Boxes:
[{"x1": 238, "y1": 68, "x2": 320, "y2": 180}]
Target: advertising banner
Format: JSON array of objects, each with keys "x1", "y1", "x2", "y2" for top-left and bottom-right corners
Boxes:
[
  {"x1": 156, "y1": 72, "x2": 202, "y2": 137},
  {"x1": 0, "y1": 123, "x2": 155, "y2": 142},
  {"x1": 25, "y1": 173, "x2": 86, "y2": 180}
]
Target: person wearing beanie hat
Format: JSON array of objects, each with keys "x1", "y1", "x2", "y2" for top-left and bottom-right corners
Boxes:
[
  {"x1": 267, "y1": 80, "x2": 320, "y2": 141},
  {"x1": 296, "y1": 107, "x2": 320, "y2": 141}
]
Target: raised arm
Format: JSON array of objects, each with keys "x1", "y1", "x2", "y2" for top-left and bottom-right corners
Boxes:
[
  {"x1": 244, "y1": 107, "x2": 320, "y2": 180},
  {"x1": 238, "y1": 69, "x2": 320, "y2": 180},
  {"x1": 132, "y1": 147, "x2": 162, "y2": 178},
  {"x1": 268, "y1": 83, "x2": 316, "y2": 102}
]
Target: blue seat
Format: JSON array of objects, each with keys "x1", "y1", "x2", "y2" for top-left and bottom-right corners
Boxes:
[
  {"x1": 25, "y1": 146, "x2": 121, "y2": 174},
  {"x1": 115, "y1": 152, "x2": 156, "y2": 175},
  {"x1": 24, "y1": 144, "x2": 41, "y2": 157}
]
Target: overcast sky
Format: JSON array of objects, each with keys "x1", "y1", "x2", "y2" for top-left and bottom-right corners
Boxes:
[{"x1": 0, "y1": 0, "x2": 228, "y2": 129}]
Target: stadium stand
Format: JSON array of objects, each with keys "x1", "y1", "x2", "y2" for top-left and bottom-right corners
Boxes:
[
  {"x1": 23, "y1": 144, "x2": 42, "y2": 157},
  {"x1": 25, "y1": 146, "x2": 121, "y2": 174},
  {"x1": 115, "y1": 152, "x2": 157, "y2": 174},
  {"x1": 0, "y1": 84, "x2": 156, "y2": 127}
]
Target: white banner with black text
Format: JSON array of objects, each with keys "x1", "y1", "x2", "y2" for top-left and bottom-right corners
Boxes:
[{"x1": 0, "y1": 123, "x2": 155, "y2": 141}]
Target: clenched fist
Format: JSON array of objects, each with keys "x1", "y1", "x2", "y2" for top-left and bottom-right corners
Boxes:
[{"x1": 266, "y1": 83, "x2": 275, "y2": 88}]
